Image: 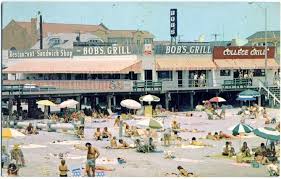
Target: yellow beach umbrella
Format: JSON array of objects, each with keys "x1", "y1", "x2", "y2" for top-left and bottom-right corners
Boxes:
[
  {"x1": 36, "y1": 100, "x2": 57, "y2": 106},
  {"x1": 2, "y1": 128, "x2": 25, "y2": 139}
]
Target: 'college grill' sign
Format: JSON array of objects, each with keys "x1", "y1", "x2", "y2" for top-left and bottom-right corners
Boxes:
[{"x1": 170, "y1": 9, "x2": 177, "y2": 37}]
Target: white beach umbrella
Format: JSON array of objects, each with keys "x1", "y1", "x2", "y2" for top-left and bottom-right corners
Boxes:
[
  {"x1": 120, "y1": 99, "x2": 141, "y2": 110},
  {"x1": 2, "y1": 128, "x2": 25, "y2": 139},
  {"x1": 59, "y1": 99, "x2": 79, "y2": 108},
  {"x1": 139, "y1": 94, "x2": 160, "y2": 104}
]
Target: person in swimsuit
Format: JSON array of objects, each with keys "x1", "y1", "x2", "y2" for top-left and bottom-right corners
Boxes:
[
  {"x1": 118, "y1": 139, "x2": 129, "y2": 148},
  {"x1": 110, "y1": 137, "x2": 118, "y2": 148},
  {"x1": 102, "y1": 127, "x2": 112, "y2": 139},
  {"x1": 177, "y1": 166, "x2": 194, "y2": 177},
  {"x1": 85, "y1": 143, "x2": 100, "y2": 177},
  {"x1": 94, "y1": 128, "x2": 102, "y2": 140},
  {"x1": 58, "y1": 159, "x2": 68, "y2": 177}
]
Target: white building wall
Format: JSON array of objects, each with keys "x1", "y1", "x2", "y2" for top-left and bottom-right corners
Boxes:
[{"x1": 212, "y1": 70, "x2": 233, "y2": 87}]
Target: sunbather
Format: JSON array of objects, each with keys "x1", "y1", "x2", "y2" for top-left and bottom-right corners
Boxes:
[
  {"x1": 219, "y1": 131, "x2": 233, "y2": 139},
  {"x1": 171, "y1": 120, "x2": 180, "y2": 132},
  {"x1": 125, "y1": 124, "x2": 133, "y2": 137},
  {"x1": 190, "y1": 137, "x2": 209, "y2": 146},
  {"x1": 110, "y1": 137, "x2": 118, "y2": 148},
  {"x1": 118, "y1": 139, "x2": 129, "y2": 148},
  {"x1": 206, "y1": 132, "x2": 215, "y2": 140},
  {"x1": 177, "y1": 166, "x2": 194, "y2": 177},
  {"x1": 94, "y1": 128, "x2": 102, "y2": 140},
  {"x1": 213, "y1": 132, "x2": 220, "y2": 140},
  {"x1": 240, "y1": 142, "x2": 251, "y2": 157},
  {"x1": 102, "y1": 127, "x2": 112, "y2": 139},
  {"x1": 114, "y1": 116, "x2": 121, "y2": 127},
  {"x1": 222, "y1": 141, "x2": 235, "y2": 157}
]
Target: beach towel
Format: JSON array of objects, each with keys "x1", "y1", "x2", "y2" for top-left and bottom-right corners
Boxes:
[
  {"x1": 12, "y1": 144, "x2": 47, "y2": 149},
  {"x1": 175, "y1": 145, "x2": 204, "y2": 149},
  {"x1": 96, "y1": 157, "x2": 118, "y2": 165},
  {"x1": 174, "y1": 158, "x2": 203, "y2": 163}
]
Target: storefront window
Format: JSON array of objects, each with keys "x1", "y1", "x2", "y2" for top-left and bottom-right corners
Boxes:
[
  {"x1": 157, "y1": 71, "x2": 173, "y2": 81},
  {"x1": 220, "y1": 70, "x2": 231, "y2": 76},
  {"x1": 253, "y1": 69, "x2": 265, "y2": 77}
]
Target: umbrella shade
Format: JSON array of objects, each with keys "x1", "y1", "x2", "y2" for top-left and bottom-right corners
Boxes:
[
  {"x1": 136, "y1": 118, "x2": 163, "y2": 129},
  {"x1": 253, "y1": 127, "x2": 280, "y2": 141},
  {"x1": 236, "y1": 96, "x2": 256, "y2": 101},
  {"x1": 2, "y1": 128, "x2": 25, "y2": 139},
  {"x1": 228, "y1": 123, "x2": 254, "y2": 135},
  {"x1": 36, "y1": 100, "x2": 57, "y2": 106},
  {"x1": 120, "y1": 99, "x2": 141, "y2": 110},
  {"x1": 59, "y1": 99, "x2": 79, "y2": 108},
  {"x1": 139, "y1": 94, "x2": 160, "y2": 103},
  {"x1": 239, "y1": 89, "x2": 260, "y2": 97},
  {"x1": 209, "y1": 97, "x2": 226, "y2": 103}
]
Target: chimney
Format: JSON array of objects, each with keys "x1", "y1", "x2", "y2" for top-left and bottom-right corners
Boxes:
[{"x1": 31, "y1": 18, "x2": 38, "y2": 45}]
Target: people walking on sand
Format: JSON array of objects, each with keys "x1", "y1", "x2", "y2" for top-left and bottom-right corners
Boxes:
[
  {"x1": 58, "y1": 159, "x2": 69, "y2": 177},
  {"x1": 85, "y1": 143, "x2": 100, "y2": 177}
]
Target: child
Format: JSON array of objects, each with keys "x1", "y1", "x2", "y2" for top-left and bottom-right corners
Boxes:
[
  {"x1": 59, "y1": 159, "x2": 68, "y2": 177},
  {"x1": 177, "y1": 166, "x2": 194, "y2": 177}
]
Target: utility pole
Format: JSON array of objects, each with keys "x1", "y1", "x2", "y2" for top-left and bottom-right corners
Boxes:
[
  {"x1": 38, "y1": 11, "x2": 43, "y2": 49},
  {"x1": 211, "y1": 33, "x2": 220, "y2": 42}
]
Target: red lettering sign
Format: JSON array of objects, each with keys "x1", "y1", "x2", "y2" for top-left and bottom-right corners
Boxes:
[{"x1": 213, "y1": 46, "x2": 275, "y2": 59}]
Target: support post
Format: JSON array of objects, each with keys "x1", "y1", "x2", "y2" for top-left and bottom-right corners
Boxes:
[
  {"x1": 107, "y1": 95, "x2": 112, "y2": 109},
  {"x1": 190, "y1": 92, "x2": 194, "y2": 110},
  {"x1": 8, "y1": 98, "x2": 13, "y2": 127},
  {"x1": 258, "y1": 96, "x2": 261, "y2": 106},
  {"x1": 113, "y1": 95, "x2": 116, "y2": 107},
  {"x1": 165, "y1": 93, "x2": 170, "y2": 110},
  {"x1": 44, "y1": 105, "x2": 49, "y2": 119},
  {"x1": 76, "y1": 96, "x2": 81, "y2": 111}
]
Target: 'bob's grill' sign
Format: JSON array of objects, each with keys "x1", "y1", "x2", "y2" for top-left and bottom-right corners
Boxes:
[
  {"x1": 213, "y1": 46, "x2": 275, "y2": 59},
  {"x1": 155, "y1": 45, "x2": 212, "y2": 55}
]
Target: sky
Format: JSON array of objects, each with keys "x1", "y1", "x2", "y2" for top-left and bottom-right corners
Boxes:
[{"x1": 1, "y1": 1, "x2": 280, "y2": 41}]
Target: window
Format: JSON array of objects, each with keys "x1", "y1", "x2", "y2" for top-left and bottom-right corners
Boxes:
[
  {"x1": 144, "y1": 38, "x2": 152, "y2": 44},
  {"x1": 157, "y1": 71, "x2": 173, "y2": 81},
  {"x1": 220, "y1": 70, "x2": 231, "y2": 76},
  {"x1": 49, "y1": 38, "x2": 60, "y2": 45},
  {"x1": 137, "y1": 40, "x2": 141, "y2": 45},
  {"x1": 253, "y1": 69, "x2": 265, "y2": 77}
]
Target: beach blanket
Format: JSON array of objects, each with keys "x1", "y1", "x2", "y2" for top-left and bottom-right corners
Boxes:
[
  {"x1": 12, "y1": 144, "x2": 47, "y2": 149},
  {"x1": 231, "y1": 163, "x2": 251, "y2": 167},
  {"x1": 205, "y1": 154, "x2": 236, "y2": 160},
  {"x1": 174, "y1": 158, "x2": 204, "y2": 163},
  {"x1": 175, "y1": 145, "x2": 204, "y2": 149},
  {"x1": 50, "y1": 140, "x2": 82, "y2": 145}
]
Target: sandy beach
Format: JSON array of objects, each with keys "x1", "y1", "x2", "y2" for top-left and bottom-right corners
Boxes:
[{"x1": 2, "y1": 108, "x2": 279, "y2": 177}]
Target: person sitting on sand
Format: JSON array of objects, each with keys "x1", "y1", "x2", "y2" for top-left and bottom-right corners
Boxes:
[
  {"x1": 131, "y1": 126, "x2": 140, "y2": 137},
  {"x1": 7, "y1": 163, "x2": 19, "y2": 177},
  {"x1": 114, "y1": 116, "x2": 121, "y2": 127},
  {"x1": 219, "y1": 131, "x2": 233, "y2": 139},
  {"x1": 163, "y1": 128, "x2": 172, "y2": 146},
  {"x1": 110, "y1": 137, "x2": 118, "y2": 148},
  {"x1": 240, "y1": 142, "x2": 251, "y2": 157},
  {"x1": 177, "y1": 166, "x2": 194, "y2": 177},
  {"x1": 255, "y1": 143, "x2": 267, "y2": 156},
  {"x1": 58, "y1": 159, "x2": 69, "y2": 177},
  {"x1": 219, "y1": 108, "x2": 226, "y2": 119},
  {"x1": 190, "y1": 137, "x2": 208, "y2": 146},
  {"x1": 206, "y1": 132, "x2": 215, "y2": 140},
  {"x1": 147, "y1": 137, "x2": 156, "y2": 152},
  {"x1": 135, "y1": 139, "x2": 145, "y2": 153},
  {"x1": 118, "y1": 139, "x2": 129, "y2": 148},
  {"x1": 25, "y1": 123, "x2": 38, "y2": 135},
  {"x1": 254, "y1": 153, "x2": 269, "y2": 165},
  {"x1": 102, "y1": 127, "x2": 112, "y2": 139},
  {"x1": 171, "y1": 120, "x2": 180, "y2": 132},
  {"x1": 125, "y1": 124, "x2": 133, "y2": 137},
  {"x1": 222, "y1": 141, "x2": 235, "y2": 157},
  {"x1": 94, "y1": 128, "x2": 102, "y2": 140}
]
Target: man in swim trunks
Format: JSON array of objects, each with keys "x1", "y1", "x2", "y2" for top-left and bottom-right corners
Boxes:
[{"x1": 85, "y1": 143, "x2": 100, "y2": 177}]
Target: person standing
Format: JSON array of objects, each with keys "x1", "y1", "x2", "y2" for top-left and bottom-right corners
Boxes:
[
  {"x1": 85, "y1": 143, "x2": 100, "y2": 177},
  {"x1": 193, "y1": 73, "x2": 198, "y2": 87}
]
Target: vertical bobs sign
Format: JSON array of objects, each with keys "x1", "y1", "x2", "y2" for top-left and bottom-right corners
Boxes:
[{"x1": 170, "y1": 9, "x2": 177, "y2": 37}]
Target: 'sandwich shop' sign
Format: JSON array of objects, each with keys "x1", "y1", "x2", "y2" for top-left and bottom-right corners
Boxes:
[{"x1": 213, "y1": 46, "x2": 275, "y2": 59}]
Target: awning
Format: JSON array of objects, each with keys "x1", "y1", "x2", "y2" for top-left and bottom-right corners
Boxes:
[
  {"x1": 3, "y1": 55, "x2": 141, "y2": 74},
  {"x1": 214, "y1": 58, "x2": 279, "y2": 70},
  {"x1": 156, "y1": 55, "x2": 215, "y2": 71}
]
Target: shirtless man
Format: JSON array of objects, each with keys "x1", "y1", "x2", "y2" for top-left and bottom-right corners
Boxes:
[
  {"x1": 110, "y1": 137, "x2": 118, "y2": 148},
  {"x1": 85, "y1": 143, "x2": 100, "y2": 177}
]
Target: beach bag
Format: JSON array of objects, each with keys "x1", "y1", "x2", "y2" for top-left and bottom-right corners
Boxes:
[{"x1": 251, "y1": 161, "x2": 260, "y2": 168}]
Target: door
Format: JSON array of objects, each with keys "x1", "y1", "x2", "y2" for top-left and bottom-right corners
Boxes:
[
  {"x1": 144, "y1": 70, "x2": 153, "y2": 81},
  {"x1": 177, "y1": 71, "x2": 183, "y2": 87}
]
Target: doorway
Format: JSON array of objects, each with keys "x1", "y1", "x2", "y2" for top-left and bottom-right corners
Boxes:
[{"x1": 144, "y1": 70, "x2": 153, "y2": 81}]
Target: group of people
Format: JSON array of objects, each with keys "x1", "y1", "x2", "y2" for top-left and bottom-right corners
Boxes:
[
  {"x1": 94, "y1": 127, "x2": 112, "y2": 140},
  {"x1": 190, "y1": 72, "x2": 206, "y2": 87},
  {"x1": 206, "y1": 131, "x2": 233, "y2": 140}
]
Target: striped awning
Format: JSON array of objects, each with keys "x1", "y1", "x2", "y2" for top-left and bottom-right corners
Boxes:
[
  {"x1": 155, "y1": 55, "x2": 216, "y2": 71},
  {"x1": 3, "y1": 55, "x2": 141, "y2": 74},
  {"x1": 214, "y1": 58, "x2": 279, "y2": 70}
]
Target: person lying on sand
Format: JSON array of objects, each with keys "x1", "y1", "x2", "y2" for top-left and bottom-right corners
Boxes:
[
  {"x1": 187, "y1": 129, "x2": 205, "y2": 133},
  {"x1": 190, "y1": 137, "x2": 210, "y2": 146},
  {"x1": 213, "y1": 132, "x2": 220, "y2": 140},
  {"x1": 206, "y1": 132, "x2": 216, "y2": 140},
  {"x1": 25, "y1": 123, "x2": 38, "y2": 135},
  {"x1": 118, "y1": 139, "x2": 129, "y2": 148},
  {"x1": 171, "y1": 120, "x2": 181, "y2": 132},
  {"x1": 94, "y1": 128, "x2": 102, "y2": 140},
  {"x1": 177, "y1": 166, "x2": 194, "y2": 177},
  {"x1": 186, "y1": 112, "x2": 193, "y2": 117},
  {"x1": 125, "y1": 124, "x2": 133, "y2": 137},
  {"x1": 219, "y1": 131, "x2": 233, "y2": 139}
]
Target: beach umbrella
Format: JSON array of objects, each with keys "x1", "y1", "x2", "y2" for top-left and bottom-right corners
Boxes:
[
  {"x1": 139, "y1": 94, "x2": 160, "y2": 104},
  {"x1": 2, "y1": 128, "x2": 25, "y2": 139},
  {"x1": 239, "y1": 89, "x2": 260, "y2": 97},
  {"x1": 209, "y1": 97, "x2": 226, "y2": 103},
  {"x1": 136, "y1": 118, "x2": 163, "y2": 129},
  {"x1": 120, "y1": 99, "x2": 141, "y2": 110},
  {"x1": 228, "y1": 123, "x2": 254, "y2": 135},
  {"x1": 253, "y1": 127, "x2": 280, "y2": 141},
  {"x1": 36, "y1": 100, "x2": 57, "y2": 106},
  {"x1": 236, "y1": 96, "x2": 256, "y2": 106},
  {"x1": 59, "y1": 99, "x2": 79, "y2": 108}
]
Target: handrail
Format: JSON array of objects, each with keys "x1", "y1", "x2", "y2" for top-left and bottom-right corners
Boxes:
[{"x1": 258, "y1": 79, "x2": 280, "y2": 105}]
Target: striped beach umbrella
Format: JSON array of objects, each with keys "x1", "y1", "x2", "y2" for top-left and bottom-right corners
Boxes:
[
  {"x1": 228, "y1": 123, "x2": 254, "y2": 135},
  {"x1": 239, "y1": 89, "x2": 260, "y2": 97},
  {"x1": 209, "y1": 97, "x2": 226, "y2": 103},
  {"x1": 253, "y1": 127, "x2": 280, "y2": 141}
]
